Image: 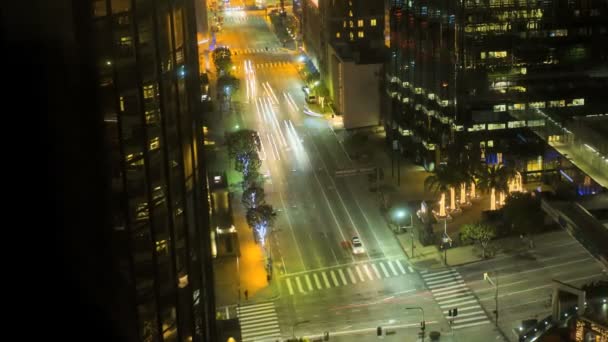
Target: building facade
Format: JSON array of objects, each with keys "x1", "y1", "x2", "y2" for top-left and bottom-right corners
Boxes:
[
  {"x1": 386, "y1": 0, "x2": 608, "y2": 173},
  {"x1": 92, "y1": 0, "x2": 216, "y2": 341},
  {"x1": 302, "y1": 0, "x2": 385, "y2": 78}
]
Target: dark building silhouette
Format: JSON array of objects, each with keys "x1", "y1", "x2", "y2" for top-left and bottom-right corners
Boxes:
[{"x1": 5, "y1": 0, "x2": 216, "y2": 341}]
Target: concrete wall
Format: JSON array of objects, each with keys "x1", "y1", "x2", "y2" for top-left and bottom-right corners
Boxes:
[{"x1": 328, "y1": 47, "x2": 382, "y2": 129}]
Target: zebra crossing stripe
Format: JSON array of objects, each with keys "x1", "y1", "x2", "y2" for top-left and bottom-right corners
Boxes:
[
  {"x1": 438, "y1": 294, "x2": 476, "y2": 305},
  {"x1": 355, "y1": 266, "x2": 365, "y2": 282},
  {"x1": 338, "y1": 269, "x2": 348, "y2": 285},
  {"x1": 388, "y1": 261, "x2": 399, "y2": 276},
  {"x1": 396, "y1": 260, "x2": 407, "y2": 274},
  {"x1": 442, "y1": 305, "x2": 479, "y2": 314},
  {"x1": 439, "y1": 299, "x2": 478, "y2": 309},
  {"x1": 296, "y1": 277, "x2": 306, "y2": 293},
  {"x1": 347, "y1": 268, "x2": 357, "y2": 284},
  {"x1": 424, "y1": 273, "x2": 461, "y2": 282},
  {"x1": 408, "y1": 266, "x2": 414, "y2": 273},
  {"x1": 322, "y1": 272, "x2": 331, "y2": 288},
  {"x1": 435, "y1": 290, "x2": 469, "y2": 301},
  {"x1": 313, "y1": 273, "x2": 322, "y2": 290},
  {"x1": 363, "y1": 264, "x2": 374, "y2": 281},
  {"x1": 432, "y1": 285, "x2": 468, "y2": 296},
  {"x1": 331, "y1": 270, "x2": 340, "y2": 286},
  {"x1": 426, "y1": 275, "x2": 462, "y2": 285},
  {"x1": 286, "y1": 278, "x2": 294, "y2": 295},
  {"x1": 450, "y1": 310, "x2": 485, "y2": 318},
  {"x1": 422, "y1": 270, "x2": 453, "y2": 277},
  {"x1": 379, "y1": 262, "x2": 390, "y2": 277},
  {"x1": 453, "y1": 316, "x2": 490, "y2": 324},
  {"x1": 305, "y1": 274, "x2": 313, "y2": 291},
  {"x1": 428, "y1": 279, "x2": 465, "y2": 289},
  {"x1": 372, "y1": 264, "x2": 382, "y2": 278},
  {"x1": 452, "y1": 320, "x2": 490, "y2": 330}
]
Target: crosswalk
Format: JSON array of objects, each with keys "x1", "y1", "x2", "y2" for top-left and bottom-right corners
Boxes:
[
  {"x1": 420, "y1": 269, "x2": 490, "y2": 330},
  {"x1": 235, "y1": 61, "x2": 292, "y2": 70},
  {"x1": 283, "y1": 258, "x2": 415, "y2": 295},
  {"x1": 237, "y1": 302, "x2": 281, "y2": 342},
  {"x1": 231, "y1": 47, "x2": 283, "y2": 55}
]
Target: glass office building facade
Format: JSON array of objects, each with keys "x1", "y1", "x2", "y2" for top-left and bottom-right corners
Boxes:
[
  {"x1": 92, "y1": 0, "x2": 215, "y2": 341},
  {"x1": 386, "y1": 0, "x2": 608, "y2": 170}
]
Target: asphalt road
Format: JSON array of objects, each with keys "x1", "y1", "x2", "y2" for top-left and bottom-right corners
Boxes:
[{"x1": 211, "y1": 8, "x2": 443, "y2": 341}]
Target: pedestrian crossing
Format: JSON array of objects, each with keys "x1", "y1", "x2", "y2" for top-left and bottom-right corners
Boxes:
[
  {"x1": 283, "y1": 258, "x2": 415, "y2": 295},
  {"x1": 237, "y1": 302, "x2": 281, "y2": 342},
  {"x1": 420, "y1": 269, "x2": 490, "y2": 330},
  {"x1": 231, "y1": 47, "x2": 283, "y2": 55},
  {"x1": 235, "y1": 61, "x2": 292, "y2": 71}
]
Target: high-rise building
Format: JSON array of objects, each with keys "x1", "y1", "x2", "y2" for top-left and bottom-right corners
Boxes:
[
  {"x1": 20, "y1": 0, "x2": 217, "y2": 340},
  {"x1": 386, "y1": 0, "x2": 608, "y2": 175},
  {"x1": 302, "y1": 0, "x2": 385, "y2": 76},
  {"x1": 91, "y1": 0, "x2": 216, "y2": 341}
]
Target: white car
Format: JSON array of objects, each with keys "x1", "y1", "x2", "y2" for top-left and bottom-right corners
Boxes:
[{"x1": 352, "y1": 237, "x2": 365, "y2": 255}]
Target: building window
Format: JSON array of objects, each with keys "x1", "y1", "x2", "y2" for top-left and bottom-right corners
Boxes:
[
  {"x1": 487, "y1": 140, "x2": 494, "y2": 148},
  {"x1": 493, "y1": 104, "x2": 506, "y2": 112},
  {"x1": 549, "y1": 29, "x2": 567, "y2": 37},
  {"x1": 489, "y1": 51, "x2": 507, "y2": 58},
  {"x1": 93, "y1": 0, "x2": 107, "y2": 17},
  {"x1": 349, "y1": 32, "x2": 354, "y2": 41},
  {"x1": 119, "y1": 96, "x2": 125, "y2": 112},
  {"x1": 119, "y1": 35, "x2": 132, "y2": 47},
  {"x1": 143, "y1": 84, "x2": 156, "y2": 99},
  {"x1": 488, "y1": 123, "x2": 506, "y2": 130},
  {"x1": 513, "y1": 103, "x2": 525, "y2": 110},
  {"x1": 570, "y1": 98, "x2": 584, "y2": 106},
  {"x1": 508, "y1": 121, "x2": 526, "y2": 128},
  {"x1": 336, "y1": 32, "x2": 341, "y2": 38},
  {"x1": 357, "y1": 19, "x2": 363, "y2": 27},
  {"x1": 149, "y1": 137, "x2": 160, "y2": 151},
  {"x1": 349, "y1": 21, "x2": 353, "y2": 28},
  {"x1": 529, "y1": 101, "x2": 545, "y2": 109},
  {"x1": 371, "y1": 19, "x2": 377, "y2": 26},
  {"x1": 156, "y1": 240, "x2": 169, "y2": 255},
  {"x1": 480, "y1": 52, "x2": 486, "y2": 59},
  {"x1": 349, "y1": 10, "x2": 353, "y2": 17},
  {"x1": 548, "y1": 100, "x2": 565, "y2": 108},
  {"x1": 343, "y1": 21, "x2": 346, "y2": 28},
  {"x1": 358, "y1": 31, "x2": 364, "y2": 38}
]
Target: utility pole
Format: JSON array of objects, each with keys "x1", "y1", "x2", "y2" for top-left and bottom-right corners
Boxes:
[{"x1": 484, "y1": 271, "x2": 499, "y2": 327}]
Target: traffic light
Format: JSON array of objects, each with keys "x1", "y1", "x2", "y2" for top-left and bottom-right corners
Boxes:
[
  {"x1": 420, "y1": 321, "x2": 425, "y2": 331},
  {"x1": 377, "y1": 326, "x2": 382, "y2": 336},
  {"x1": 453, "y1": 308, "x2": 458, "y2": 317}
]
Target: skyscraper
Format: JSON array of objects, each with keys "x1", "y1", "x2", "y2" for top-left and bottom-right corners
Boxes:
[
  {"x1": 92, "y1": 0, "x2": 216, "y2": 341},
  {"x1": 386, "y1": 0, "x2": 608, "y2": 173},
  {"x1": 18, "y1": 0, "x2": 217, "y2": 340}
]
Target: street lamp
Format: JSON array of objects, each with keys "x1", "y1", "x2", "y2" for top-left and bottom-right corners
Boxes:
[
  {"x1": 291, "y1": 320, "x2": 310, "y2": 339},
  {"x1": 484, "y1": 271, "x2": 499, "y2": 327},
  {"x1": 394, "y1": 208, "x2": 415, "y2": 258},
  {"x1": 405, "y1": 307, "x2": 425, "y2": 342}
]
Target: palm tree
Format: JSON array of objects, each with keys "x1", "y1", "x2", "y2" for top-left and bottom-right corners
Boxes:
[
  {"x1": 477, "y1": 164, "x2": 511, "y2": 210},
  {"x1": 424, "y1": 165, "x2": 456, "y2": 217}
]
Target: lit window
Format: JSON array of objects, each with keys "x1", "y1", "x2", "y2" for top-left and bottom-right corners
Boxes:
[
  {"x1": 149, "y1": 137, "x2": 160, "y2": 151},
  {"x1": 371, "y1": 19, "x2": 377, "y2": 26},
  {"x1": 143, "y1": 84, "x2": 156, "y2": 99},
  {"x1": 349, "y1": 10, "x2": 353, "y2": 17},
  {"x1": 357, "y1": 19, "x2": 363, "y2": 27},
  {"x1": 119, "y1": 36, "x2": 132, "y2": 47},
  {"x1": 156, "y1": 240, "x2": 168, "y2": 254},
  {"x1": 349, "y1": 32, "x2": 354, "y2": 41},
  {"x1": 480, "y1": 52, "x2": 486, "y2": 59},
  {"x1": 343, "y1": 21, "x2": 346, "y2": 28},
  {"x1": 487, "y1": 140, "x2": 494, "y2": 148},
  {"x1": 358, "y1": 31, "x2": 364, "y2": 38},
  {"x1": 145, "y1": 109, "x2": 158, "y2": 124},
  {"x1": 529, "y1": 101, "x2": 545, "y2": 109},
  {"x1": 549, "y1": 29, "x2": 567, "y2": 37},
  {"x1": 487, "y1": 123, "x2": 506, "y2": 130},
  {"x1": 489, "y1": 51, "x2": 507, "y2": 58},
  {"x1": 520, "y1": 67, "x2": 527, "y2": 75},
  {"x1": 513, "y1": 103, "x2": 526, "y2": 110},
  {"x1": 119, "y1": 96, "x2": 125, "y2": 112},
  {"x1": 548, "y1": 100, "x2": 565, "y2": 108},
  {"x1": 571, "y1": 98, "x2": 584, "y2": 106},
  {"x1": 336, "y1": 32, "x2": 341, "y2": 38},
  {"x1": 349, "y1": 21, "x2": 353, "y2": 28},
  {"x1": 493, "y1": 104, "x2": 506, "y2": 112},
  {"x1": 508, "y1": 121, "x2": 526, "y2": 128}
]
